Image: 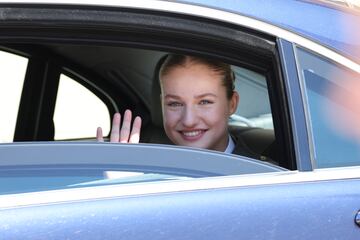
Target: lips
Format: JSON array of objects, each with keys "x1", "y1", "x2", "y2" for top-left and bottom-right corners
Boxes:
[{"x1": 179, "y1": 129, "x2": 207, "y2": 141}]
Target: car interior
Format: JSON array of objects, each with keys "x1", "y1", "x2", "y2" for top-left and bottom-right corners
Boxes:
[
  {"x1": 0, "y1": 4, "x2": 298, "y2": 170},
  {"x1": 1, "y1": 43, "x2": 291, "y2": 168}
]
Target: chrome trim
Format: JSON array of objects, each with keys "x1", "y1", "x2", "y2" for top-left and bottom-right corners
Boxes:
[
  {"x1": 292, "y1": 44, "x2": 318, "y2": 169},
  {"x1": 0, "y1": 0, "x2": 359, "y2": 73},
  {"x1": 0, "y1": 166, "x2": 359, "y2": 209}
]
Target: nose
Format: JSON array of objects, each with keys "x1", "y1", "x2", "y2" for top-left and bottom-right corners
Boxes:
[{"x1": 181, "y1": 106, "x2": 198, "y2": 127}]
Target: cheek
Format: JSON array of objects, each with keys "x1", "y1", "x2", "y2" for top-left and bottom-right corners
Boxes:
[
  {"x1": 163, "y1": 108, "x2": 182, "y2": 128},
  {"x1": 203, "y1": 105, "x2": 229, "y2": 124}
]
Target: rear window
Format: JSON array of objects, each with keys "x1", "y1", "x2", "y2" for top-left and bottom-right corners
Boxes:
[{"x1": 296, "y1": 46, "x2": 360, "y2": 168}]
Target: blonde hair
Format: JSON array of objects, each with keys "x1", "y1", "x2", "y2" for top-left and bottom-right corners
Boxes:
[{"x1": 160, "y1": 54, "x2": 235, "y2": 99}]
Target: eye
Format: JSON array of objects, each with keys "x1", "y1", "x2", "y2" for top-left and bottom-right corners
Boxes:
[
  {"x1": 167, "y1": 101, "x2": 183, "y2": 107},
  {"x1": 199, "y1": 99, "x2": 213, "y2": 105}
]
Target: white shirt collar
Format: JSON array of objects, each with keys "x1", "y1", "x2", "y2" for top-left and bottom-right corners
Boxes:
[{"x1": 224, "y1": 135, "x2": 235, "y2": 154}]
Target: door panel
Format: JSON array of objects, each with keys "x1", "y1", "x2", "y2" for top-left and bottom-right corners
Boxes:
[{"x1": 1, "y1": 178, "x2": 359, "y2": 239}]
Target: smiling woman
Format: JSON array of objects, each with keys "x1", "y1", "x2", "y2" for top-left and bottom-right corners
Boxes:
[
  {"x1": 100, "y1": 54, "x2": 244, "y2": 155},
  {"x1": 160, "y1": 54, "x2": 239, "y2": 152}
]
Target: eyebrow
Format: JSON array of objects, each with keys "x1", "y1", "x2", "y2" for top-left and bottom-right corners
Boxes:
[
  {"x1": 164, "y1": 94, "x2": 181, "y2": 99},
  {"x1": 164, "y1": 93, "x2": 217, "y2": 99},
  {"x1": 194, "y1": 93, "x2": 217, "y2": 98}
]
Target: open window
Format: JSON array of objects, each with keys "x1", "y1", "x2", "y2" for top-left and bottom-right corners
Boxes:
[
  {"x1": 0, "y1": 5, "x2": 295, "y2": 171},
  {"x1": 0, "y1": 49, "x2": 28, "y2": 143},
  {"x1": 54, "y1": 73, "x2": 110, "y2": 140}
]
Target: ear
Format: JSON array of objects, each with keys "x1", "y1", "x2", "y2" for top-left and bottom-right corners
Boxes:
[{"x1": 229, "y1": 91, "x2": 239, "y2": 115}]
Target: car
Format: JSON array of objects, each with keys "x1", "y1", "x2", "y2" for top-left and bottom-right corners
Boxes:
[{"x1": 0, "y1": 0, "x2": 360, "y2": 239}]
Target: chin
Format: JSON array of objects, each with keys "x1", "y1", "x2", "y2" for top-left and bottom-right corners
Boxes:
[{"x1": 185, "y1": 142, "x2": 211, "y2": 150}]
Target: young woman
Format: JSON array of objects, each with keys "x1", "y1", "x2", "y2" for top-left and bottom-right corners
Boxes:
[{"x1": 97, "y1": 54, "x2": 256, "y2": 156}]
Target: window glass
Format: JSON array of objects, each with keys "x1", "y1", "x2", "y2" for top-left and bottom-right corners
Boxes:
[
  {"x1": 54, "y1": 74, "x2": 110, "y2": 140},
  {"x1": 296, "y1": 47, "x2": 360, "y2": 168},
  {"x1": 230, "y1": 66, "x2": 273, "y2": 129},
  {"x1": 0, "y1": 50, "x2": 28, "y2": 143}
]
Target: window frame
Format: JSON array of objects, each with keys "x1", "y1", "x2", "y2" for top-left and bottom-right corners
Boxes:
[
  {"x1": 277, "y1": 39, "x2": 313, "y2": 171},
  {"x1": 0, "y1": 4, "x2": 296, "y2": 169}
]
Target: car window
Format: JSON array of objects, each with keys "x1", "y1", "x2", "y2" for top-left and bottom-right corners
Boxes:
[
  {"x1": 231, "y1": 66, "x2": 273, "y2": 129},
  {"x1": 53, "y1": 74, "x2": 110, "y2": 140},
  {"x1": 296, "y1": 46, "x2": 360, "y2": 168},
  {"x1": 0, "y1": 50, "x2": 28, "y2": 143}
]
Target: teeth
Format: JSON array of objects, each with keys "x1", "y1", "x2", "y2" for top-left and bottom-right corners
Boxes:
[{"x1": 183, "y1": 130, "x2": 202, "y2": 137}]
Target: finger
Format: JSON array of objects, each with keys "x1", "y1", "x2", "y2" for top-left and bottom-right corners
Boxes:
[
  {"x1": 110, "y1": 113, "x2": 121, "y2": 142},
  {"x1": 96, "y1": 127, "x2": 104, "y2": 142},
  {"x1": 120, "y1": 109, "x2": 132, "y2": 143},
  {"x1": 129, "y1": 116, "x2": 142, "y2": 143}
]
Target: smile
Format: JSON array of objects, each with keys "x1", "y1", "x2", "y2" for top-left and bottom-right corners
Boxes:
[
  {"x1": 183, "y1": 130, "x2": 203, "y2": 137},
  {"x1": 179, "y1": 130, "x2": 207, "y2": 141}
]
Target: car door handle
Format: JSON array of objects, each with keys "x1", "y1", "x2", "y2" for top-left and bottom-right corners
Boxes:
[{"x1": 356, "y1": 210, "x2": 360, "y2": 228}]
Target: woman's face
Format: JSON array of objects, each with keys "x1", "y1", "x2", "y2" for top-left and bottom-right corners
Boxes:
[{"x1": 160, "y1": 62, "x2": 239, "y2": 152}]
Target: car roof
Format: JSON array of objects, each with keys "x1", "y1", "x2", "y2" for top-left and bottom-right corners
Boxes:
[
  {"x1": 181, "y1": 0, "x2": 360, "y2": 63},
  {"x1": 0, "y1": 0, "x2": 359, "y2": 64},
  {"x1": 0, "y1": 0, "x2": 360, "y2": 63}
]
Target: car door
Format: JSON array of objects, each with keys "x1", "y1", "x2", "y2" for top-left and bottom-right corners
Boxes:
[{"x1": 1, "y1": 164, "x2": 359, "y2": 239}]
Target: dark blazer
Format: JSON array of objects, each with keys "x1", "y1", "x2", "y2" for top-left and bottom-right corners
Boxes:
[{"x1": 231, "y1": 135, "x2": 273, "y2": 163}]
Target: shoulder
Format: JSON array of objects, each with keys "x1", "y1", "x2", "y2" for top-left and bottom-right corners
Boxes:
[{"x1": 231, "y1": 134, "x2": 273, "y2": 162}]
